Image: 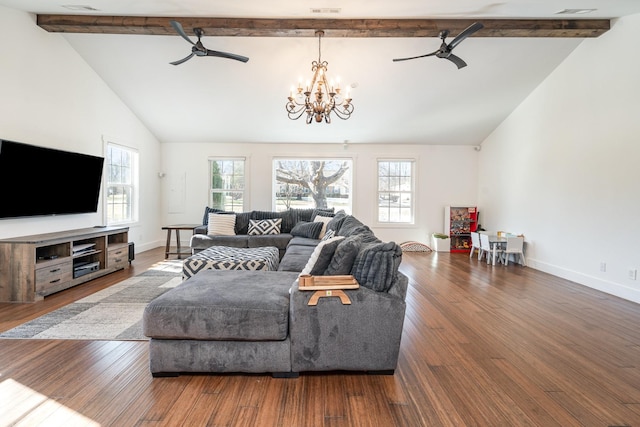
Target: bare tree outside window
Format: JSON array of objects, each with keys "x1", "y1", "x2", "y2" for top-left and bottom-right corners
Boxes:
[{"x1": 274, "y1": 159, "x2": 352, "y2": 212}]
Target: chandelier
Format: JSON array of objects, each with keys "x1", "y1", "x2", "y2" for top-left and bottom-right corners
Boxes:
[{"x1": 286, "y1": 30, "x2": 354, "y2": 124}]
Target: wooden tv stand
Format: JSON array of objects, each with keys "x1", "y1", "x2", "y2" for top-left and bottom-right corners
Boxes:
[{"x1": 0, "y1": 226, "x2": 129, "y2": 302}]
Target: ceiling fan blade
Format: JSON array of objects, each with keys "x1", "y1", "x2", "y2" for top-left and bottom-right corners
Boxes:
[
  {"x1": 170, "y1": 53, "x2": 195, "y2": 66},
  {"x1": 448, "y1": 22, "x2": 484, "y2": 50},
  {"x1": 446, "y1": 54, "x2": 468, "y2": 69},
  {"x1": 170, "y1": 20, "x2": 195, "y2": 46},
  {"x1": 206, "y1": 49, "x2": 249, "y2": 63},
  {"x1": 392, "y1": 51, "x2": 438, "y2": 62}
]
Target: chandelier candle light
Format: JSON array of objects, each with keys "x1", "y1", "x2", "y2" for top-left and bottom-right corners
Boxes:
[{"x1": 286, "y1": 30, "x2": 354, "y2": 124}]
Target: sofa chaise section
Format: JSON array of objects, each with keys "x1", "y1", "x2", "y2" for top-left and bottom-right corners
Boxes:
[
  {"x1": 143, "y1": 268, "x2": 408, "y2": 376},
  {"x1": 144, "y1": 270, "x2": 300, "y2": 375}
]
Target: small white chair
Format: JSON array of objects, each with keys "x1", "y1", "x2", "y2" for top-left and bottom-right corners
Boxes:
[
  {"x1": 502, "y1": 236, "x2": 526, "y2": 266},
  {"x1": 479, "y1": 233, "x2": 493, "y2": 264},
  {"x1": 469, "y1": 232, "x2": 481, "y2": 259}
]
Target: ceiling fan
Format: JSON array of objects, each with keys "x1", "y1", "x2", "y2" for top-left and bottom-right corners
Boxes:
[
  {"x1": 392, "y1": 22, "x2": 483, "y2": 69},
  {"x1": 169, "y1": 20, "x2": 249, "y2": 66}
]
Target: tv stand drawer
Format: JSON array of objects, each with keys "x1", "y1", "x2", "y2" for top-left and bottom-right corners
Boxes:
[
  {"x1": 108, "y1": 245, "x2": 129, "y2": 270},
  {"x1": 36, "y1": 261, "x2": 73, "y2": 296}
]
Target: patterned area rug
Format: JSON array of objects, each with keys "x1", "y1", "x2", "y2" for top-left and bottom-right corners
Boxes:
[{"x1": 0, "y1": 260, "x2": 183, "y2": 340}]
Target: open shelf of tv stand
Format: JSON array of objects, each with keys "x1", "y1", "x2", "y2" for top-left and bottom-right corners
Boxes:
[
  {"x1": 73, "y1": 249, "x2": 102, "y2": 258},
  {"x1": 0, "y1": 226, "x2": 129, "y2": 303}
]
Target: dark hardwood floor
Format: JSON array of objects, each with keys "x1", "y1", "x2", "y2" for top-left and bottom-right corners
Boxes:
[{"x1": 1, "y1": 247, "x2": 639, "y2": 426}]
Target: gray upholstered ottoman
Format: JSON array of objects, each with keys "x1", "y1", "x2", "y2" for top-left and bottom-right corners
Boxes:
[
  {"x1": 182, "y1": 245, "x2": 280, "y2": 279},
  {"x1": 143, "y1": 269, "x2": 300, "y2": 376}
]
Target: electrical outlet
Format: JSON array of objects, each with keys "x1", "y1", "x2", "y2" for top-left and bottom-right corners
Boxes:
[
  {"x1": 629, "y1": 269, "x2": 637, "y2": 280},
  {"x1": 600, "y1": 262, "x2": 607, "y2": 272}
]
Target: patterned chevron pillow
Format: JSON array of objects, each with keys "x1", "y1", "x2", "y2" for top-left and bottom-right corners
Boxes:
[{"x1": 248, "y1": 218, "x2": 282, "y2": 235}]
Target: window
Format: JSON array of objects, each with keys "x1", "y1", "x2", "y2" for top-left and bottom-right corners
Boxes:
[
  {"x1": 209, "y1": 158, "x2": 245, "y2": 212},
  {"x1": 105, "y1": 143, "x2": 139, "y2": 224},
  {"x1": 273, "y1": 159, "x2": 352, "y2": 213},
  {"x1": 377, "y1": 159, "x2": 414, "y2": 223}
]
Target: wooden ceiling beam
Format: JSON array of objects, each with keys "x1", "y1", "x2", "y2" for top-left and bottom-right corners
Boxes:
[{"x1": 36, "y1": 15, "x2": 610, "y2": 38}]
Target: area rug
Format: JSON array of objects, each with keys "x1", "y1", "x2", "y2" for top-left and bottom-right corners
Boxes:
[{"x1": 0, "y1": 260, "x2": 183, "y2": 340}]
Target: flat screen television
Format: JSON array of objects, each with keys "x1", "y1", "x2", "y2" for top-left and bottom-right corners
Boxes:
[{"x1": 0, "y1": 139, "x2": 104, "y2": 219}]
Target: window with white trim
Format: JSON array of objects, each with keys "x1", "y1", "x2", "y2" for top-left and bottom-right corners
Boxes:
[
  {"x1": 105, "y1": 143, "x2": 139, "y2": 224},
  {"x1": 273, "y1": 158, "x2": 352, "y2": 213},
  {"x1": 209, "y1": 158, "x2": 245, "y2": 212},
  {"x1": 377, "y1": 159, "x2": 414, "y2": 223}
]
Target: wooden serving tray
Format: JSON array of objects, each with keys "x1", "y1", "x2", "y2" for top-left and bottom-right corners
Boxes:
[{"x1": 298, "y1": 274, "x2": 360, "y2": 290}]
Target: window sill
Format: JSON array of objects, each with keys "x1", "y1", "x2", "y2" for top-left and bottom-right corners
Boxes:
[
  {"x1": 374, "y1": 222, "x2": 416, "y2": 229},
  {"x1": 107, "y1": 220, "x2": 139, "y2": 228}
]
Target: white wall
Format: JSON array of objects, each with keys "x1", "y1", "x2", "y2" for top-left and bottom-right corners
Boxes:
[
  {"x1": 478, "y1": 14, "x2": 640, "y2": 303},
  {"x1": 160, "y1": 142, "x2": 478, "y2": 244},
  {"x1": 7, "y1": 5, "x2": 637, "y2": 304},
  {"x1": 0, "y1": 6, "x2": 479, "y2": 255},
  {"x1": 0, "y1": 7, "x2": 163, "y2": 252}
]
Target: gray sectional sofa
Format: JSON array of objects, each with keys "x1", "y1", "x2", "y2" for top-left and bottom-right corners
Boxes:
[
  {"x1": 189, "y1": 206, "x2": 336, "y2": 259},
  {"x1": 143, "y1": 208, "x2": 407, "y2": 377}
]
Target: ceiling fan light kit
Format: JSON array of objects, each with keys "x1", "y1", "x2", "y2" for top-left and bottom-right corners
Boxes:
[{"x1": 285, "y1": 30, "x2": 354, "y2": 124}]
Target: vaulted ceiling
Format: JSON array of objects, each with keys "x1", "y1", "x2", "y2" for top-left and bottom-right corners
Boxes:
[{"x1": 2, "y1": 0, "x2": 639, "y2": 145}]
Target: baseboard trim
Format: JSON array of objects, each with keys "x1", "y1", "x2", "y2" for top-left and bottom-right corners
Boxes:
[
  {"x1": 134, "y1": 240, "x2": 165, "y2": 254},
  {"x1": 528, "y1": 258, "x2": 640, "y2": 304}
]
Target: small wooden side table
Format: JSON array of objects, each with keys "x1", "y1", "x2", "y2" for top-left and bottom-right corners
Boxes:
[
  {"x1": 298, "y1": 275, "x2": 360, "y2": 306},
  {"x1": 162, "y1": 224, "x2": 200, "y2": 259}
]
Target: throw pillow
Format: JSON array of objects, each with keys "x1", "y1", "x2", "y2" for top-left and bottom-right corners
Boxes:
[
  {"x1": 311, "y1": 208, "x2": 335, "y2": 219},
  {"x1": 279, "y1": 209, "x2": 297, "y2": 233},
  {"x1": 351, "y1": 241, "x2": 403, "y2": 292},
  {"x1": 300, "y1": 236, "x2": 345, "y2": 276},
  {"x1": 291, "y1": 208, "x2": 316, "y2": 223},
  {"x1": 321, "y1": 229, "x2": 335, "y2": 241},
  {"x1": 336, "y1": 215, "x2": 365, "y2": 237},
  {"x1": 313, "y1": 215, "x2": 333, "y2": 239},
  {"x1": 208, "y1": 213, "x2": 236, "y2": 236},
  {"x1": 294, "y1": 207, "x2": 334, "y2": 223},
  {"x1": 324, "y1": 234, "x2": 362, "y2": 275},
  {"x1": 251, "y1": 210, "x2": 295, "y2": 233},
  {"x1": 202, "y1": 207, "x2": 227, "y2": 225},
  {"x1": 233, "y1": 211, "x2": 251, "y2": 235},
  {"x1": 326, "y1": 209, "x2": 347, "y2": 233},
  {"x1": 291, "y1": 221, "x2": 323, "y2": 239},
  {"x1": 248, "y1": 218, "x2": 282, "y2": 235}
]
